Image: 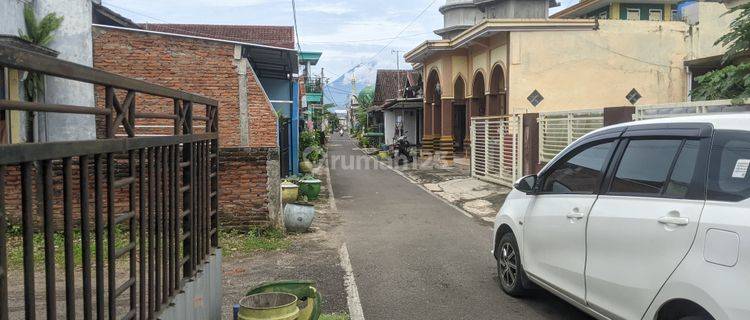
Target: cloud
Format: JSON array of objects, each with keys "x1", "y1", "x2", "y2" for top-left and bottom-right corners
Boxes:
[
  {"x1": 297, "y1": 1, "x2": 353, "y2": 15},
  {"x1": 105, "y1": 0, "x2": 275, "y2": 8}
]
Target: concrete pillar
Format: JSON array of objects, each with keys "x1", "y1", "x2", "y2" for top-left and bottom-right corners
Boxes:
[
  {"x1": 440, "y1": 98, "x2": 454, "y2": 163},
  {"x1": 464, "y1": 99, "x2": 472, "y2": 149},
  {"x1": 235, "y1": 48, "x2": 250, "y2": 147},
  {"x1": 499, "y1": 93, "x2": 508, "y2": 115},
  {"x1": 432, "y1": 103, "x2": 441, "y2": 155},
  {"x1": 486, "y1": 93, "x2": 501, "y2": 116},
  {"x1": 36, "y1": 0, "x2": 96, "y2": 142},
  {"x1": 422, "y1": 102, "x2": 433, "y2": 155},
  {"x1": 522, "y1": 113, "x2": 540, "y2": 175},
  {"x1": 485, "y1": 94, "x2": 492, "y2": 116}
]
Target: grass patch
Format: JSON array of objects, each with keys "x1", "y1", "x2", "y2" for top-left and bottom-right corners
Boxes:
[
  {"x1": 6, "y1": 227, "x2": 130, "y2": 269},
  {"x1": 320, "y1": 313, "x2": 349, "y2": 320},
  {"x1": 220, "y1": 228, "x2": 291, "y2": 257}
]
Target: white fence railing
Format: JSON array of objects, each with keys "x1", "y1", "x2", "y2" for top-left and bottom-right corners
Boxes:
[
  {"x1": 538, "y1": 109, "x2": 604, "y2": 163},
  {"x1": 635, "y1": 99, "x2": 750, "y2": 120},
  {"x1": 471, "y1": 115, "x2": 523, "y2": 188}
]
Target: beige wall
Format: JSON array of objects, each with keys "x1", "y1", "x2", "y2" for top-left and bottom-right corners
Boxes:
[
  {"x1": 418, "y1": 1, "x2": 736, "y2": 115},
  {"x1": 508, "y1": 20, "x2": 689, "y2": 114},
  {"x1": 683, "y1": 2, "x2": 739, "y2": 60},
  {"x1": 423, "y1": 36, "x2": 510, "y2": 99}
]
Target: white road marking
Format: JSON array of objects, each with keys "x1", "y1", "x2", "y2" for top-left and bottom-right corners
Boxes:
[
  {"x1": 324, "y1": 155, "x2": 338, "y2": 213},
  {"x1": 340, "y1": 243, "x2": 365, "y2": 320}
]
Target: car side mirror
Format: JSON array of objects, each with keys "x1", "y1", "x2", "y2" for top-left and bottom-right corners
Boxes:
[{"x1": 514, "y1": 175, "x2": 537, "y2": 194}]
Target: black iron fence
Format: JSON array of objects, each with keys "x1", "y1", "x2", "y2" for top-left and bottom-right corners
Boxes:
[{"x1": 0, "y1": 43, "x2": 219, "y2": 319}]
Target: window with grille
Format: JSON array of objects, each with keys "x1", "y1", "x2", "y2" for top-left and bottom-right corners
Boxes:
[
  {"x1": 649, "y1": 9, "x2": 663, "y2": 21},
  {"x1": 626, "y1": 8, "x2": 640, "y2": 20}
]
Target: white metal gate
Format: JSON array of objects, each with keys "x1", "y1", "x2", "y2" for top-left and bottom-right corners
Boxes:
[
  {"x1": 538, "y1": 109, "x2": 604, "y2": 163},
  {"x1": 635, "y1": 100, "x2": 750, "y2": 120},
  {"x1": 471, "y1": 115, "x2": 523, "y2": 187}
]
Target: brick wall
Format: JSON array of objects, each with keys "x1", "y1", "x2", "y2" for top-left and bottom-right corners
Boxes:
[
  {"x1": 74, "y1": 27, "x2": 280, "y2": 227},
  {"x1": 219, "y1": 148, "x2": 281, "y2": 228},
  {"x1": 92, "y1": 26, "x2": 278, "y2": 149}
]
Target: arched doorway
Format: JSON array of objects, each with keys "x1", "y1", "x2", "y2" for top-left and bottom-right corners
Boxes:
[
  {"x1": 489, "y1": 64, "x2": 507, "y2": 116},
  {"x1": 424, "y1": 69, "x2": 441, "y2": 153},
  {"x1": 472, "y1": 71, "x2": 486, "y2": 117},
  {"x1": 453, "y1": 76, "x2": 466, "y2": 151}
]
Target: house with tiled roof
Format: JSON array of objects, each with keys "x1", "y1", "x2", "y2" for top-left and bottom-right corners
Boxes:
[
  {"x1": 140, "y1": 24, "x2": 295, "y2": 49},
  {"x1": 91, "y1": 10, "x2": 303, "y2": 229},
  {"x1": 371, "y1": 69, "x2": 424, "y2": 147}
]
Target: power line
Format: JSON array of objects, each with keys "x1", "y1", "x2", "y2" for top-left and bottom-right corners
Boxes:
[
  {"x1": 367, "y1": 0, "x2": 440, "y2": 62},
  {"x1": 291, "y1": 0, "x2": 302, "y2": 51},
  {"x1": 316, "y1": 0, "x2": 440, "y2": 88},
  {"x1": 300, "y1": 32, "x2": 433, "y2": 45}
]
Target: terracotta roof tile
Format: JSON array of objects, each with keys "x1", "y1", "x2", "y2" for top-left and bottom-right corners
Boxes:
[
  {"x1": 374, "y1": 69, "x2": 420, "y2": 106},
  {"x1": 139, "y1": 24, "x2": 295, "y2": 49}
]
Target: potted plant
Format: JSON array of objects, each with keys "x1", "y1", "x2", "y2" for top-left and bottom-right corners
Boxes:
[
  {"x1": 281, "y1": 180, "x2": 299, "y2": 204},
  {"x1": 300, "y1": 159, "x2": 314, "y2": 173},
  {"x1": 283, "y1": 196, "x2": 316, "y2": 233},
  {"x1": 297, "y1": 175, "x2": 322, "y2": 201}
]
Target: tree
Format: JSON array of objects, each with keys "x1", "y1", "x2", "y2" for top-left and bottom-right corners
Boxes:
[
  {"x1": 18, "y1": 3, "x2": 64, "y2": 101},
  {"x1": 716, "y1": 4, "x2": 750, "y2": 62},
  {"x1": 691, "y1": 4, "x2": 750, "y2": 101},
  {"x1": 17, "y1": 4, "x2": 63, "y2": 143},
  {"x1": 353, "y1": 86, "x2": 374, "y2": 133},
  {"x1": 691, "y1": 64, "x2": 750, "y2": 101}
]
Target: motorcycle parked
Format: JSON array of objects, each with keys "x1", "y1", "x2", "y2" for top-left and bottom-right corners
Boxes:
[{"x1": 392, "y1": 132, "x2": 414, "y2": 164}]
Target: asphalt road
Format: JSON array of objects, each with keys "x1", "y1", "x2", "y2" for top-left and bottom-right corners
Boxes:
[{"x1": 327, "y1": 134, "x2": 593, "y2": 320}]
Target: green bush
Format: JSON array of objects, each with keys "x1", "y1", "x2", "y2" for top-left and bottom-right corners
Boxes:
[
  {"x1": 315, "y1": 130, "x2": 326, "y2": 146},
  {"x1": 307, "y1": 146, "x2": 325, "y2": 163},
  {"x1": 300, "y1": 131, "x2": 319, "y2": 152}
]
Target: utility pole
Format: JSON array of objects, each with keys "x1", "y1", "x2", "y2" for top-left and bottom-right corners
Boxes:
[{"x1": 392, "y1": 49, "x2": 402, "y2": 97}]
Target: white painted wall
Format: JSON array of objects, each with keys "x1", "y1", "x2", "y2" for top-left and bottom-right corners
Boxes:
[
  {"x1": 0, "y1": 1, "x2": 25, "y2": 35},
  {"x1": 384, "y1": 109, "x2": 419, "y2": 145},
  {"x1": 1, "y1": 0, "x2": 95, "y2": 142},
  {"x1": 36, "y1": 0, "x2": 96, "y2": 142}
]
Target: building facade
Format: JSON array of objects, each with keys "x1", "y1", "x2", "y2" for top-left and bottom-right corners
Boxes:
[
  {"x1": 406, "y1": 0, "x2": 739, "y2": 163},
  {"x1": 92, "y1": 24, "x2": 291, "y2": 228}
]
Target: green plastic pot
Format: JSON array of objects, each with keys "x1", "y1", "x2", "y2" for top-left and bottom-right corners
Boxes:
[
  {"x1": 298, "y1": 179, "x2": 322, "y2": 201},
  {"x1": 238, "y1": 292, "x2": 300, "y2": 320}
]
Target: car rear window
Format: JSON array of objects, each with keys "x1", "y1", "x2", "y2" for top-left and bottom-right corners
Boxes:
[{"x1": 708, "y1": 130, "x2": 750, "y2": 202}]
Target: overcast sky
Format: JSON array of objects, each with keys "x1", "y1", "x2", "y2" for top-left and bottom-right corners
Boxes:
[{"x1": 101, "y1": 0, "x2": 576, "y2": 84}]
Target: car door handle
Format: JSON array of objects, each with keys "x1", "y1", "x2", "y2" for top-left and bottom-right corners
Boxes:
[
  {"x1": 657, "y1": 216, "x2": 689, "y2": 226},
  {"x1": 566, "y1": 210, "x2": 584, "y2": 220}
]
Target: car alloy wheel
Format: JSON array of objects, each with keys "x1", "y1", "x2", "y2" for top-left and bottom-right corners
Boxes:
[{"x1": 499, "y1": 242, "x2": 518, "y2": 289}]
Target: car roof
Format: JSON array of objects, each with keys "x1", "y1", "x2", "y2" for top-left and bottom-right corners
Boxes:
[{"x1": 591, "y1": 113, "x2": 750, "y2": 136}]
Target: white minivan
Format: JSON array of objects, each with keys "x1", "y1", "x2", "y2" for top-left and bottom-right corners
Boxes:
[{"x1": 492, "y1": 114, "x2": 750, "y2": 320}]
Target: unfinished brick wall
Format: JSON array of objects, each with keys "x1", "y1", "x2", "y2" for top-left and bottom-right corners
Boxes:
[
  {"x1": 92, "y1": 26, "x2": 278, "y2": 149},
  {"x1": 219, "y1": 148, "x2": 280, "y2": 228},
  {"x1": 67, "y1": 27, "x2": 281, "y2": 227}
]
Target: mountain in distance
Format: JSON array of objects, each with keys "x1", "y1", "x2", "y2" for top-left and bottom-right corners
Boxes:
[{"x1": 324, "y1": 60, "x2": 378, "y2": 111}]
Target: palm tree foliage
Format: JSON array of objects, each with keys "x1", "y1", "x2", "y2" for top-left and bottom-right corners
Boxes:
[{"x1": 18, "y1": 4, "x2": 64, "y2": 101}]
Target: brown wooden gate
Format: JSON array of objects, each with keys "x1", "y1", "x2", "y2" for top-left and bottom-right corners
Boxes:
[{"x1": 0, "y1": 42, "x2": 219, "y2": 320}]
